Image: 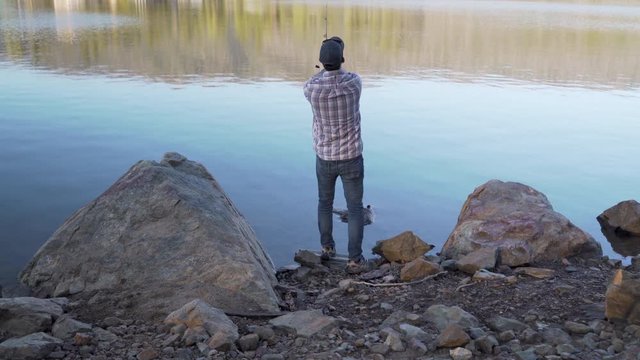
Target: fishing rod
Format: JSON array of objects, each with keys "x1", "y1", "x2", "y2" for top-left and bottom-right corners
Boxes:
[
  {"x1": 316, "y1": 1, "x2": 329, "y2": 68},
  {"x1": 324, "y1": 1, "x2": 328, "y2": 40}
]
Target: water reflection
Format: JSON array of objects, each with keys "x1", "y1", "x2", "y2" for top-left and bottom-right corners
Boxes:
[
  {"x1": 1, "y1": 0, "x2": 639, "y2": 88},
  {"x1": 598, "y1": 223, "x2": 640, "y2": 257}
]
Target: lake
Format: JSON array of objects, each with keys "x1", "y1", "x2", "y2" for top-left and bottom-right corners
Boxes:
[{"x1": 1, "y1": 0, "x2": 639, "y2": 288}]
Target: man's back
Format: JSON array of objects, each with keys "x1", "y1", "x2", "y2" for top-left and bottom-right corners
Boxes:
[{"x1": 304, "y1": 68, "x2": 362, "y2": 161}]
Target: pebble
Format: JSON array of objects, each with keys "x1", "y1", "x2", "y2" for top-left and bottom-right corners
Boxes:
[{"x1": 370, "y1": 343, "x2": 390, "y2": 354}]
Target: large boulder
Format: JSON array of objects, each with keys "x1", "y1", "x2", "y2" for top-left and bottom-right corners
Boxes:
[
  {"x1": 20, "y1": 153, "x2": 281, "y2": 320},
  {"x1": 441, "y1": 180, "x2": 602, "y2": 266},
  {"x1": 605, "y1": 270, "x2": 640, "y2": 325},
  {"x1": 0, "y1": 297, "x2": 64, "y2": 339}
]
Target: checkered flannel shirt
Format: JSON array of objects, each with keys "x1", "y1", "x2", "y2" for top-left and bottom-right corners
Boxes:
[{"x1": 304, "y1": 69, "x2": 363, "y2": 161}]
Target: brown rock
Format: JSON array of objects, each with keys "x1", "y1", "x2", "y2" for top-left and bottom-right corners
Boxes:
[
  {"x1": 137, "y1": 348, "x2": 159, "y2": 360},
  {"x1": 372, "y1": 231, "x2": 434, "y2": 263},
  {"x1": 605, "y1": 270, "x2": 640, "y2": 324},
  {"x1": 456, "y1": 247, "x2": 497, "y2": 274},
  {"x1": 437, "y1": 324, "x2": 470, "y2": 348},
  {"x1": 73, "y1": 333, "x2": 92, "y2": 346},
  {"x1": 442, "y1": 180, "x2": 602, "y2": 266},
  {"x1": 400, "y1": 258, "x2": 441, "y2": 282},
  {"x1": 598, "y1": 200, "x2": 640, "y2": 236},
  {"x1": 514, "y1": 267, "x2": 556, "y2": 279},
  {"x1": 164, "y1": 299, "x2": 239, "y2": 347}
]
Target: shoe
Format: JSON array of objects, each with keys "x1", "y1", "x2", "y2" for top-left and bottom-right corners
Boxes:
[
  {"x1": 345, "y1": 256, "x2": 368, "y2": 274},
  {"x1": 321, "y1": 246, "x2": 336, "y2": 260}
]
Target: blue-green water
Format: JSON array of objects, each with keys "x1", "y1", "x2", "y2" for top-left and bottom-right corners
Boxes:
[{"x1": 1, "y1": 0, "x2": 639, "y2": 288}]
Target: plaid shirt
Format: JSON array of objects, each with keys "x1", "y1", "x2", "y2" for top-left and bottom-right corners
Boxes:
[{"x1": 304, "y1": 69, "x2": 363, "y2": 161}]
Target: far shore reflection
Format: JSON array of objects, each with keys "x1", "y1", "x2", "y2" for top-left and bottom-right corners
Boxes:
[{"x1": 1, "y1": 0, "x2": 639, "y2": 89}]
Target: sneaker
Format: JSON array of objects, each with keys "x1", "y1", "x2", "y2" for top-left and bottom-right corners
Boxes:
[
  {"x1": 345, "y1": 256, "x2": 368, "y2": 274},
  {"x1": 321, "y1": 246, "x2": 336, "y2": 260}
]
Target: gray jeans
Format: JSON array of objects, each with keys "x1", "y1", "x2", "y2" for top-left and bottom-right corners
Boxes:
[{"x1": 316, "y1": 155, "x2": 364, "y2": 260}]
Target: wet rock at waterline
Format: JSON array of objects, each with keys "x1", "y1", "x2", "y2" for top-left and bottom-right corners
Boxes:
[
  {"x1": 20, "y1": 153, "x2": 281, "y2": 320},
  {"x1": 442, "y1": 180, "x2": 602, "y2": 266},
  {"x1": 372, "y1": 231, "x2": 435, "y2": 263},
  {"x1": 597, "y1": 200, "x2": 640, "y2": 257}
]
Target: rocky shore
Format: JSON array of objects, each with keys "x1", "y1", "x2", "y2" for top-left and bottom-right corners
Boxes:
[{"x1": 2, "y1": 153, "x2": 640, "y2": 360}]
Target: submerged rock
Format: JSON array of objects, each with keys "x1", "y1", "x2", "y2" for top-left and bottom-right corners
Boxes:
[
  {"x1": 20, "y1": 153, "x2": 281, "y2": 320},
  {"x1": 442, "y1": 180, "x2": 602, "y2": 266}
]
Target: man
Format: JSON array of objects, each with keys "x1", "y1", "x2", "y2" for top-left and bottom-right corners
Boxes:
[{"x1": 303, "y1": 36, "x2": 366, "y2": 274}]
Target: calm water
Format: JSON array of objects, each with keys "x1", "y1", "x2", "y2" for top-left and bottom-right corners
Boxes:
[{"x1": 1, "y1": 0, "x2": 639, "y2": 288}]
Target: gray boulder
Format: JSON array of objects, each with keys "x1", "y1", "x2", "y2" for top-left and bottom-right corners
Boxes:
[
  {"x1": 0, "y1": 332, "x2": 62, "y2": 360},
  {"x1": 442, "y1": 180, "x2": 602, "y2": 266},
  {"x1": 0, "y1": 297, "x2": 64, "y2": 338},
  {"x1": 20, "y1": 153, "x2": 281, "y2": 320}
]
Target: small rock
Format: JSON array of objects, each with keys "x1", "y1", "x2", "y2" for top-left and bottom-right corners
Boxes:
[
  {"x1": 542, "y1": 327, "x2": 573, "y2": 346},
  {"x1": 441, "y1": 259, "x2": 458, "y2": 271},
  {"x1": 468, "y1": 327, "x2": 486, "y2": 339},
  {"x1": 380, "y1": 302, "x2": 393, "y2": 311},
  {"x1": 73, "y1": 332, "x2": 92, "y2": 346},
  {"x1": 456, "y1": 247, "x2": 497, "y2": 274},
  {"x1": 534, "y1": 343, "x2": 555, "y2": 356},
  {"x1": 255, "y1": 326, "x2": 276, "y2": 342},
  {"x1": 472, "y1": 269, "x2": 506, "y2": 281},
  {"x1": 515, "y1": 348, "x2": 538, "y2": 360},
  {"x1": 437, "y1": 324, "x2": 470, "y2": 348},
  {"x1": 565, "y1": 266, "x2": 578, "y2": 272},
  {"x1": 400, "y1": 258, "x2": 441, "y2": 282},
  {"x1": 383, "y1": 329, "x2": 405, "y2": 352},
  {"x1": 102, "y1": 316, "x2": 124, "y2": 327},
  {"x1": 556, "y1": 343, "x2": 577, "y2": 354},
  {"x1": 399, "y1": 323, "x2": 429, "y2": 341},
  {"x1": 269, "y1": 310, "x2": 339, "y2": 338},
  {"x1": 450, "y1": 347, "x2": 473, "y2": 360},
  {"x1": 476, "y1": 335, "x2": 499, "y2": 354},
  {"x1": 261, "y1": 354, "x2": 284, "y2": 360},
  {"x1": 564, "y1": 321, "x2": 592, "y2": 335},
  {"x1": 408, "y1": 338, "x2": 428, "y2": 355},
  {"x1": 237, "y1": 334, "x2": 259, "y2": 352},
  {"x1": 498, "y1": 330, "x2": 516, "y2": 342},
  {"x1": 487, "y1": 316, "x2": 529, "y2": 333},
  {"x1": 372, "y1": 231, "x2": 434, "y2": 263},
  {"x1": 521, "y1": 328, "x2": 542, "y2": 344},
  {"x1": 424, "y1": 304, "x2": 479, "y2": 331},
  {"x1": 514, "y1": 267, "x2": 556, "y2": 279},
  {"x1": 51, "y1": 315, "x2": 92, "y2": 340},
  {"x1": 369, "y1": 343, "x2": 389, "y2": 354},
  {"x1": 137, "y1": 348, "x2": 159, "y2": 360}
]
